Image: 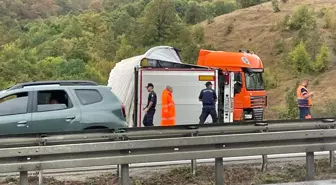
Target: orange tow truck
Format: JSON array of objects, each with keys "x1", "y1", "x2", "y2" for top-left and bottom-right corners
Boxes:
[{"x1": 198, "y1": 49, "x2": 267, "y2": 121}]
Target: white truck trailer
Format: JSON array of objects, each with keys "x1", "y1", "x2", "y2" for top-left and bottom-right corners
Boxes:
[{"x1": 108, "y1": 46, "x2": 234, "y2": 127}]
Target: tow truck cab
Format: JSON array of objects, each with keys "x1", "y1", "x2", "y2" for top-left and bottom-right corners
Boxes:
[{"x1": 197, "y1": 49, "x2": 267, "y2": 121}]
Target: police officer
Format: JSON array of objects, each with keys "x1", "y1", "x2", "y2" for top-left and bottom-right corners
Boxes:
[
  {"x1": 143, "y1": 83, "x2": 157, "y2": 127},
  {"x1": 199, "y1": 81, "x2": 218, "y2": 124}
]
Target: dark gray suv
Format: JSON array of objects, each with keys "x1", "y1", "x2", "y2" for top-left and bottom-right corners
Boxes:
[{"x1": 0, "y1": 81, "x2": 127, "y2": 135}]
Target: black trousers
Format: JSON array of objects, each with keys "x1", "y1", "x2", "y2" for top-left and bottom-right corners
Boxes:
[
  {"x1": 299, "y1": 107, "x2": 311, "y2": 120},
  {"x1": 199, "y1": 107, "x2": 218, "y2": 124},
  {"x1": 143, "y1": 109, "x2": 155, "y2": 127}
]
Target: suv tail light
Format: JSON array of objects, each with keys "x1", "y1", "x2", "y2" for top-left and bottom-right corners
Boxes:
[{"x1": 121, "y1": 104, "x2": 126, "y2": 118}]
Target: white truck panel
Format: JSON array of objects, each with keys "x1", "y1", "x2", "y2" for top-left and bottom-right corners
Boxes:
[
  {"x1": 223, "y1": 72, "x2": 235, "y2": 123},
  {"x1": 137, "y1": 69, "x2": 218, "y2": 127}
]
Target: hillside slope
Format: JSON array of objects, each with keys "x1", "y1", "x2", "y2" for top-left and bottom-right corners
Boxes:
[{"x1": 202, "y1": 0, "x2": 336, "y2": 119}]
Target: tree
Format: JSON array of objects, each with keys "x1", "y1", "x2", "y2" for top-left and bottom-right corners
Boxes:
[
  {"x1": 192, "y1": 25, "x2": 204, "y2": 43},
  {"x1": 173, "y1": 0, "x2": 189, "y2": 18},
  {"x1": 212, "y1": 1, "x2": 235, "y2": 16},
  {"x1": 134, "y1": 0, "x2": 181, "y2": 45},
  {"x1": 107, "y1": 10, "x2": 135, "y2": 36},
  {"x1": 235, "y1": 0, "x2": 263, "y2": 8},
  {"x1": 184, "y1": 2, "x2": 203, "y2": 24}
]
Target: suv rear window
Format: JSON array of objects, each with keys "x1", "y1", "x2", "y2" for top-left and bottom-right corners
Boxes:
[{"x1": 75, "y1": 89, "x2": 102, "y2": 105}]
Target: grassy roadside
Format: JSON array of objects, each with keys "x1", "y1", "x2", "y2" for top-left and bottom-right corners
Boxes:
[{"x1": 1, "y1": 158, "x2": 335, "y2": 185}]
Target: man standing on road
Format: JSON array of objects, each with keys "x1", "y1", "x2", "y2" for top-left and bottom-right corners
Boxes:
[
  {"x1": 199, "y1": 81, "x2": 218, "y2": 124},
  {"x1": 161, "y1": 85, "x2": 176, "y2": 126},
  {"x1": 297, "y1": 79, "x2": 314, "y2": 119},
  {"x1": 143, "y1": 83, "x2": 157, "y2": 127}
]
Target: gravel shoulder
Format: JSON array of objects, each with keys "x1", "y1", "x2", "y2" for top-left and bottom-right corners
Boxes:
[{"x1": 1, "y1": 157, "x2": 336, "y2": 185}]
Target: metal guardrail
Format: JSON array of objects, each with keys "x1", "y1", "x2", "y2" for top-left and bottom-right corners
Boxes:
[{"x1": 1, "y1": 118, "x2": 336, "y2": 185}]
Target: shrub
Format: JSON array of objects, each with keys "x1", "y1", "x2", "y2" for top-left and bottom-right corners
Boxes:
[
  {"x1": 288, "y1": 40, "x2": 329, "y2": 74},
  {"x1": 288, "y1": 40, "x2": 311, "y2": 74},
  {"x1": 275, "y1": 39, "x2": 285, "y2": 54},
  {"x1": 278, "y1": 84, "x2": 299, "y2": 119},
  {"x1": 263, "y1": 68, "x2": 277, "y2": 90},
  {"x1": 323, "y1": 101, "x2": 336, "y2": 117},
  {"x1": 323, "y1": 8, "x2": 333, "y2": 28},
  {"x1": 312, "y1": 43, "x2": 329, "y2": 72},
  {"x1": 289, "y1": 5, "x2": 316, "y2": 31},
  {"x1": 282, "y1": 14, "x2": 291, "y2": 30},
  {"x1": 272, "y1": 0, "x2": 280, "y2": 13},
  {"x1": 293, "y1": 24, "x2": 313, "y2": 46},
  {"x1": 311, "y1": 101, "x2": 336, "y2": 117}
]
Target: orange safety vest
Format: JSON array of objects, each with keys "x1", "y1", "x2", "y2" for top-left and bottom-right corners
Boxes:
[
  {"x1": 296, "y1": 85, "x2": 312, "y2": 107},
  {"x1": 161, "y1": 89, "x2": 176, "y2": 126}
]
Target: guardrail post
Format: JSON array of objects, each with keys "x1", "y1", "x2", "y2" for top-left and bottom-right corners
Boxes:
[
  {"x1": 190, "y1": 133, "x2": 197, "y2": 176},
  {"x1": 19, "y1": 171, "x2": 28, "y2": 185},
  {"x1": 330, "y1": 151, "x2": 335, "y2": 169},
  {"x1": 120, "y1": 164, "x2": 130, "y2": 185},
  {"x1": 191, "y1": 159, "x2": 197, "y2": 176},
  {"x1": 306, "y1": 152, "x2": 315, "y2": 180},
  {"x1": 259, "y1": 127, "x2": 268, "y2": 171},
  {"x1": 38, "y1": 170, "x2": 43, "y2": 185},
  {"x1": 215, "y1": 157, "x2": 224, "y2": 185},
  {"x1": 117, "y1": 164, "x2": 121, "y2": 178},
  {"x1": 328, "y1": 125, "x2": 335, "y2": 169},
  {"x1": 261, "y1": 155, "x2": 268, "y2": 172}
]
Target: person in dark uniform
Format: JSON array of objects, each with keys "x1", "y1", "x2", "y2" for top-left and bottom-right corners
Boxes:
[
  {"x1": 199, "y1": 81, "x2": 218, "y2": 124},
  {"x1": 143, "y1": 83, "x2": 157, "y2": 127}
]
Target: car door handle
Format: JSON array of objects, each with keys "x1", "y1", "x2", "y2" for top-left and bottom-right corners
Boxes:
[
  {"x1": 66, "y1": 116, "x2": 76, "y2": 122},
  {"x1": 17, "y1": 120, "x2": 27, "y2": 127},
  {"x1": 18, "y1": 120, "x2": 27, "y2": 124}
]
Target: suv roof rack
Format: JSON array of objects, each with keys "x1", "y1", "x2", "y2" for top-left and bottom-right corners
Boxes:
[{"x1": 8, "y1": 80, "x2": 98, "y2": 90}]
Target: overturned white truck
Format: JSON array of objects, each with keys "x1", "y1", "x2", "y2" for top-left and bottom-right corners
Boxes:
[{"x1": 108, "y1": 46, "x2": 234, "y2": 127}]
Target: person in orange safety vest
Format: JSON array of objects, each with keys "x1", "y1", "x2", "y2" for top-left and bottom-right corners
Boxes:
[
  {"x1": 161, "y1": 85, "x2": 176, "y2": 126},
  {"x1": 296, "y1": 79, "x2": 314, "y2": 120}
]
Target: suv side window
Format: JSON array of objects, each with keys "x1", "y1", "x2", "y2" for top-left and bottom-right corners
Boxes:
[
  {"x1": 0, "y1": 92, "x2": 28, "y2": 116},
  {"x1": 75, "y1": 89, "x2": 102, "y2": 105},
  {"x1": 37, "y1": 90, "x2": 73, "y2": 112}
]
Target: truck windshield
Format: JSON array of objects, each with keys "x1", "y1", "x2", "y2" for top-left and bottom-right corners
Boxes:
[{"x1": 245, "y1": 72, "x2": 264, "y2": 90}]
